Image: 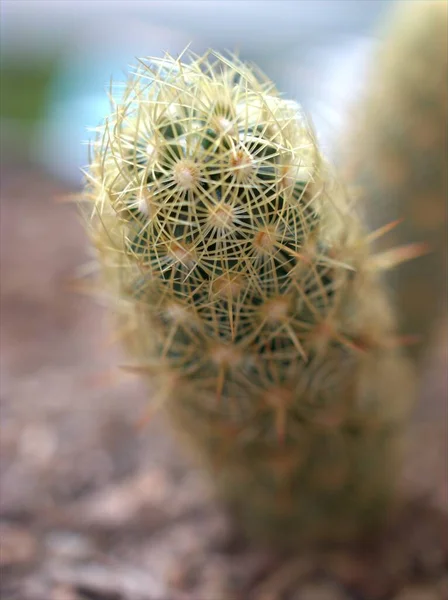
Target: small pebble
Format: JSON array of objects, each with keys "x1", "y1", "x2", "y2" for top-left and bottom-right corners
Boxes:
[
  {"x1": 393, "y1": 585, "x2": 440, "y2": 600},
  {"x1": 200, "y1": 562, "x2": 236, "y2": 600},
  {"x1": 255, "y1": 592, "x2": 281, "y2": 600},
  {"x1": 291, "y1": 581, "x2": 348, "y2": 600},
  {"x1": 45, "y1": 531, "x2": 94, "y2": 561},
  {"x1": 324, "y1": 552, "x2": 369, "y2": 587},
  {"x1": 19, "y1": 423, "x2": 56, "y2": 466},
  {"x1": 327, "y1": 558, "x2": 393, "y2": 600},
  {"x1": 51, "y1": 584, "x2": 81, "y2": 600},
  {"x1": 0, "y1": 523, "x2": 37, "y2": 567},
  {"x1": 436, "y1": 575, "x2": 448, "y2": 598},
  {"x1": 167, "y1": 559, "x2": 199, "y2": 591}
]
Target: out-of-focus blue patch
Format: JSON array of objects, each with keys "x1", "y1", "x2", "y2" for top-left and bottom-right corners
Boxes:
[
  {"x1": 32, "y1": 54, "x2": 132, "y2": 186},
  {"x1": 32, "y1": 53, "x2": 199, "y2": 186},
  {"x1": 33, "y1": 93, "x2": 109, "y2": 186}
]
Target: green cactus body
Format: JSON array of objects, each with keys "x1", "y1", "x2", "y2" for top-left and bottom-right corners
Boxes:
[
  {"x1": 344, "y1": 0, "x2": 448, "y2": 363},
  {"x1": 84, "y1": 51, "x2": 415, "y2": 547}
]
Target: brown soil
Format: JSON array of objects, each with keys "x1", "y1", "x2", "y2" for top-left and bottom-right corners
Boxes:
[{"x1": 0, "y1": 166, "x2": 446, "y2": 600}]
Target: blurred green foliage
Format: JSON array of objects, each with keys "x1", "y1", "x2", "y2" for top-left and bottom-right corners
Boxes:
[{"x1": 0, "y1": 59, "x2": 59, "y2": 126}]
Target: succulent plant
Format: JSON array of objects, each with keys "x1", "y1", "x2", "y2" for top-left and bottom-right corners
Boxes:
[
  {"x1": 343, "y1": 0, "x2": 447, "y2": 364},
  {"x1": 83, "y1": 50, "x2": 415, "y2": 547}
]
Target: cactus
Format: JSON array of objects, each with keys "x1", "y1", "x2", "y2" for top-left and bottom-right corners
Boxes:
[
  {"x1": 83, "y1": 50, "x2": 415, "y2": 548},
  {"x1": 343, "y1": 0, "x2": 447, "y2": 363}
]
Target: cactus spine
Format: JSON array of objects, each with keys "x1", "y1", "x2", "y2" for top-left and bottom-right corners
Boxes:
[
  {"x1": 84, "y1": 50, "x2": 415, "y2": 547},
  {"x1": 344, "y1": 0, "x2": 448, "y2": 363}
]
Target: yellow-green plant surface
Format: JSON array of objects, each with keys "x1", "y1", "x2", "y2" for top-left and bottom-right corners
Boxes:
[
  {"x1": 344, "y1": 0, "x2": 447, "y2": 363},
  {"x1": 83, "y1": 50, "x2": 415, "y2": 548}
]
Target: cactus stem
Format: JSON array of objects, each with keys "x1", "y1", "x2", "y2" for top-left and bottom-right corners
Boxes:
[{"x1": 83, "y1": 48, "x2": 418, "y2": 548}]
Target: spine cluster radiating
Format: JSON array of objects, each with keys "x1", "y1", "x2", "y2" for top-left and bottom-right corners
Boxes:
[{"x1": 84, "y1": 50, "x2": 415, "y2": 547}]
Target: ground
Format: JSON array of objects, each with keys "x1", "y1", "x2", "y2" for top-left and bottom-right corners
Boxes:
[{"x1": 0, "y1": 165, "x2": 446, "y2": 600}]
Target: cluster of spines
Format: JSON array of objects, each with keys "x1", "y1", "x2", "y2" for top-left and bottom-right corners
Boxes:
[
  {"x1": 84, "y1": 49, "x2": 415, "y2": 546},
  {"x1": 86, "y1": 51, "x2": 363, "y2": 398}
]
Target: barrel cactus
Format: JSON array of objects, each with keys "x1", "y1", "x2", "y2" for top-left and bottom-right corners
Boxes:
[
  {"x1": 83, "y1": 50, "x2": 415, "y2": 547},
  {"x1": 343, "y1": 0, "x2": 447, "y2": 364}
]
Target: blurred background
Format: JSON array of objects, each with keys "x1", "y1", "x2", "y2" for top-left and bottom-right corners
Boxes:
[
  {"x1": 1, "y1": 0, "x2": 396, "y2": 184},
  {"x1": 1, "y1": 2, "x2": 446, "y2": 599}
]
